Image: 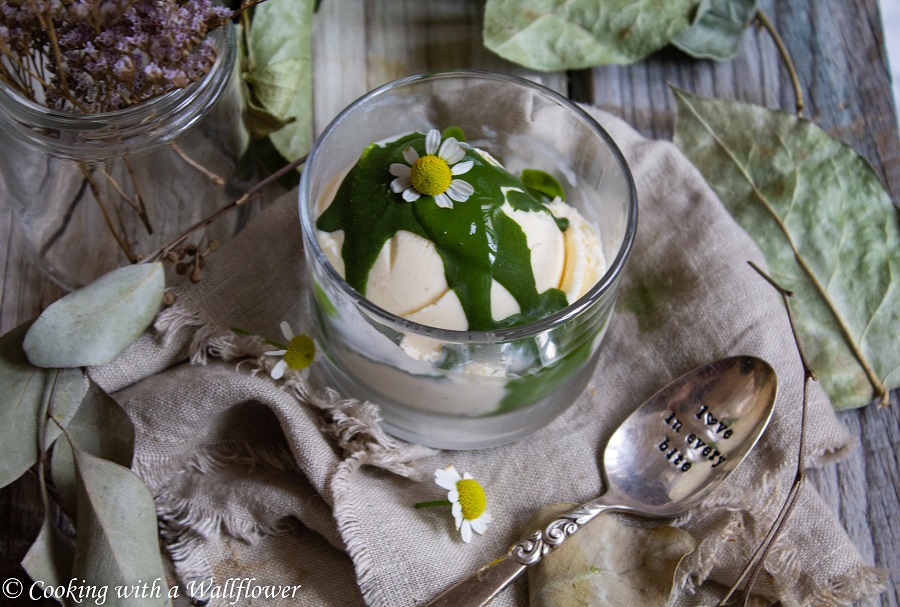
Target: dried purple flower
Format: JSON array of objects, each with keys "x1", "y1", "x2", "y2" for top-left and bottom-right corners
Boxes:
[{"x1": 0, "y1": 0, "x2": 237, "y2": 113}]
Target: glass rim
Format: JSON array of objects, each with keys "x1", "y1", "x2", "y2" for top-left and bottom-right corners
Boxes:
[{"x1": 299, "y1": 69, "x2": 638, "y2": 344}]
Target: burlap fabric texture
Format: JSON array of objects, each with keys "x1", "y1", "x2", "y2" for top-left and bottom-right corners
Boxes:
[{"x1": 91, "y1": 106, "x2": 887, "y2": 607}]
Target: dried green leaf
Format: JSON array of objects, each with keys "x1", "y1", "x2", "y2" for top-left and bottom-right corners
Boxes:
[
  {"x1": 24, "y1": 263, "x2": 165, "y2": 368},
  {"x1": 245, "y1": 94, "x2": 297, "y2": 140},
  {"x1": 52, "y1": 379, "x2": 135, "y2": 523},
  {"x1": 673, "y1": 88, "x2": 900, "y2": 408},
  {"x1": 244, "y1": 61, "x2": 303, "y2": 118},
  {"x1": 246, "y1": 0, "x2": 314, "y2": 161},
  {"x1": 0, "y1": 322, "x2": 86, "y2": 489},
  {"x1": 671, "y1": 0, "x2": 758, "y2": 60},
  {"x1": 483, "y1": 0, "x2": 700, "y2": 71},
  {"x1": 526, "y1": 503, "x2": 695, "y2": 607},
  {"x1": 71, "y1": 445, "x2": 170, "y2": 606},
  {"x1": 21, "y1": 514, "x2": 75, "y2": 591}
]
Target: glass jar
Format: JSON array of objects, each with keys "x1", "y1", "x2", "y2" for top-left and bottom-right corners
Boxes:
[
  {"x1": 0, "y1": 25, "x2": 249, "y2": 290},
  {"x1": 299, "y1": 71, "x2": 638, "y2": 449}
]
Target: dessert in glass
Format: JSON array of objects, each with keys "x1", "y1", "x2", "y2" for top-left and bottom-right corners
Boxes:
[{"x1": 299, "y1": 71, "x2": 637, "y2": 449}]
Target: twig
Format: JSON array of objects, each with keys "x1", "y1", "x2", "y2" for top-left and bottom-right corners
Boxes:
[
  {"x1": 79, "y1": 163, "x2": 136, "y2": 261},
  {"x1": 0, "y1": 52, "x2": 31, "y2": 97},
  {"x1": 145, "y1": 152, "x2": 308, "y2": 262},
  {"x1": 97, "y1": 166, "x2": 142, "y2": 214},
  {"x1": 0, "y1": 44, "x2": 90, "y2": 112},
  {"x1": 756, "y1": 9, "x2": 804, "y2": 118},
  {"x1": 122, "y1": 151, "x2": 154, "y2": 235},
  {"x1": 36, "y1": 11, "x2": 69, "y2": 97},
  {"x1": 36, "y1": 371, "x2": 63, "y2": 517},
  {"x1": 715, "y1": 261, "x2": 813, "y2": 606},
  {"x1": 39, "y1": 178, "x2": 89, "y2": 259},
  {"x1": 49, "y1": 412, "x2": 80, "y2": 455},
  {"x1": 168, "y1": 142, "x2": 226, "y2": 186},
  {"x1": 231, "y1": 0, "x2": 269, "y2": 20}
]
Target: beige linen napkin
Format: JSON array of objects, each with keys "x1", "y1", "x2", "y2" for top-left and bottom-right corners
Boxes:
[{"x1": 90, "y1": 106, "x2": 887, "y2": 607}]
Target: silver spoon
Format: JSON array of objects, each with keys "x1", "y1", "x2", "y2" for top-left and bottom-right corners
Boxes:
[{"x1": 425, "y1": 355, "x2": 778, "y2": 607}]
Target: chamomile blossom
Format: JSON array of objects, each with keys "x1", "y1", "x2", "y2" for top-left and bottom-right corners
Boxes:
[
  {"x1": 432, "y1": 465, "x2": 492, "y2": 543},
  {"x1": 263, "y1": 321, "x2": 315, "y2": 380},
  {"x1": 389, "y1": 129, "x2": 475, "y2": 209}
]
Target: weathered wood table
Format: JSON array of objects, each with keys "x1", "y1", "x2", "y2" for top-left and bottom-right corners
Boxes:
[{"x1": 2, "y1": 0, "x2": 898, "y2": 605}]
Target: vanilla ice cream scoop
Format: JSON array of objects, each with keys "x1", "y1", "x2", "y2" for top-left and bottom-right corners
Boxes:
[{"x1": 315, "y1": 129, "x2": 606, "y2": 333}]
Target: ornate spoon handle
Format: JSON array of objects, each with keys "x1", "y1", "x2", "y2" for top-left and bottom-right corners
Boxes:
[{"x1": 425, "y1": 499, "x2": 623, "y2": 607}]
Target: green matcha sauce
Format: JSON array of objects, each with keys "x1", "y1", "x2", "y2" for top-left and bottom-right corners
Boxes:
[{"x1": 316, "y1": 131, "x2": 572, "y2": 331}]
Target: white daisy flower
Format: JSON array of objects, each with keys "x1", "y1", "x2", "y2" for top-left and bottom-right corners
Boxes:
[
  {"x1": 389, "y1": 128, "x2": 475, "y2": 209},
  {"x1": 263, "y1": 321, "x2": 315, "y2": 380},
  {"x1": 433, "y1": 465, "x2": 492, "y2": 543}
]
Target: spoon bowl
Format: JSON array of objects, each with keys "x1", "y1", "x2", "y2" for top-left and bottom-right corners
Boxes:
[
  {"x1": 426, "y1": 355, "x2": 778, "y2": 606},
  {"x1": 603, "y1": 355, "x2": 777, "y2": 517}
]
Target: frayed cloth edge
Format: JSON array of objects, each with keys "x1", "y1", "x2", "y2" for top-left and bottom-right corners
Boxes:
[
  {"x1": 674, "y1": 475, "x2": 889, "y2": 607},
  {"x1": 808, "y1": 565, "x2": 889, "y2": 607},
  {"x1": 163, "y1": 528, "x2": 216, "y2": 603},
  {"x1": 154, "y1": 302, "x2": 436, "y2": 478},
  {"x1": 133, "y1": 438, "x2": 300, "y2": 492},
  {"x1": 157, "y1": 492, "x2": 294, "y2": 546},
  {"x1": 331, "y1": 452, "x2": 386, "y2": 607},
  {"x1": 153, "y1": 303, "x2": 437, "y2": 607}
]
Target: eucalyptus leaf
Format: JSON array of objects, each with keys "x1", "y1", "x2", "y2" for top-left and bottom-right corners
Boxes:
[
  {"x1": 0, "y1": 322, "x2": 86, "y2": 489},
  {"x1": 24, "y1": 263, "x2": 165, "y2": 368},
  {"x1": 673, "y1": 88, "x2": 900, "y2": 408},
  {"x1": 22, "y1": 514, "x2": 75, "y2": 591},
  {"x1": 483, "y1": 0, "x2": 700, "y2": 71},
  {"x1": 246, "y1": 0, "x2": 314, "y2": 162},
  {"x1": 71, "y1": 445, "x2": 170, "y2": 606},
  {"x1": 671, "y1": 0, "x2": 757, "y2": 60},
  {"x1": 52, "y1": 379, "x2": 135, "y2": 523}
]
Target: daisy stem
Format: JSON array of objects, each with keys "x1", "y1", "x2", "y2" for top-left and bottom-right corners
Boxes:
[{"x1": 414, "y1": 500, "x2": 453, "y2": 509}]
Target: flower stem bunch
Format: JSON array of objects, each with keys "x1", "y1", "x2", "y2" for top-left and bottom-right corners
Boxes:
[{"x1": 0, "y1": 0, "x2": 234, "y2": 113}]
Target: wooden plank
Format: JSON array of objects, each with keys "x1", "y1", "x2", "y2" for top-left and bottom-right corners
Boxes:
[
  {"x1": 0, "y1": 203, "x2": 61, "y2": 603},
  {"x1": 1, "y1": 1, "x2": 897, "y2": 605},
  {"x1": 0, "y1": 204, "x2": 65, "y2": 335},
  {"x1": 579, "y1": 0, "x2": 900, "y2": 604},
  {"x1": 311, "y1": 0, "x2": 568, "y2": 135},
  {"x1": 583, "y1": 0, "x2": 900, "y2": 203},
  {"x1": 807, "y1": 392, "x2": 900, "y2": 607}
]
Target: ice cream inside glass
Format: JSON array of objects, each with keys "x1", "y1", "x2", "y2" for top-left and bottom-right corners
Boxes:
[{"x1": 299, "y1": 71, "x2": 637, "y2": 450}]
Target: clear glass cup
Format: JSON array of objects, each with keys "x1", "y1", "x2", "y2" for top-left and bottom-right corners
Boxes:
[
  {"x1": 0, "y1": 26, "x2": 249, "y2": 290},
  {"x1": 299, "y1": 70, "x2": 637, "y2": 450}
]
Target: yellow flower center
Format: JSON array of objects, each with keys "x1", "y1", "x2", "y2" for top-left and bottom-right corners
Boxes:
[
  {"x1": 456, "y1": 479, "x2": 487, "y2": 521},
  {"x1": 410, "y1": 155, "x2": 452, "y2": 196},
  {"x1": 284, "y1": 335, "x2": 315, "y2": 370}
]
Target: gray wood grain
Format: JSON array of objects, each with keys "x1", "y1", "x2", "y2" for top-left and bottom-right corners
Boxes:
[
  {"x1": 576, "y1": 0, "x2": 900, "y2": 604},
  {"x1": 807, "y1": 393, "x2": 900, "y2": 607},
  {"x1": 1, "y1": 0, "x2": 897, "y2": 604},
  {"x1": 311, "y1": 0, "x2": 568, "y2": 135},
  {"x1": 581, "y1": 0, "x2": 900, "y2": 203}
]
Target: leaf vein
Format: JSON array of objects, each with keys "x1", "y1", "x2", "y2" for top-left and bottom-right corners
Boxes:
[
  {"x1": 823, "y1": 155, "x2": 848, "y2": 295},
  {"x1": 857, "y1": 218, "x2": 895, "y2": 347},
  {"x1": 776, "y1": 134, "x2": 800, "y2": 226},
  {"x1": 674, "y1": 89, "x2": 884, "y2": 401}
]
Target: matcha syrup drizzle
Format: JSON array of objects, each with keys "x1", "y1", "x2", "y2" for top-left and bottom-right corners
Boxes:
[{"x1": 316, "y1": 132, "x2": 570, "y2": 331}]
